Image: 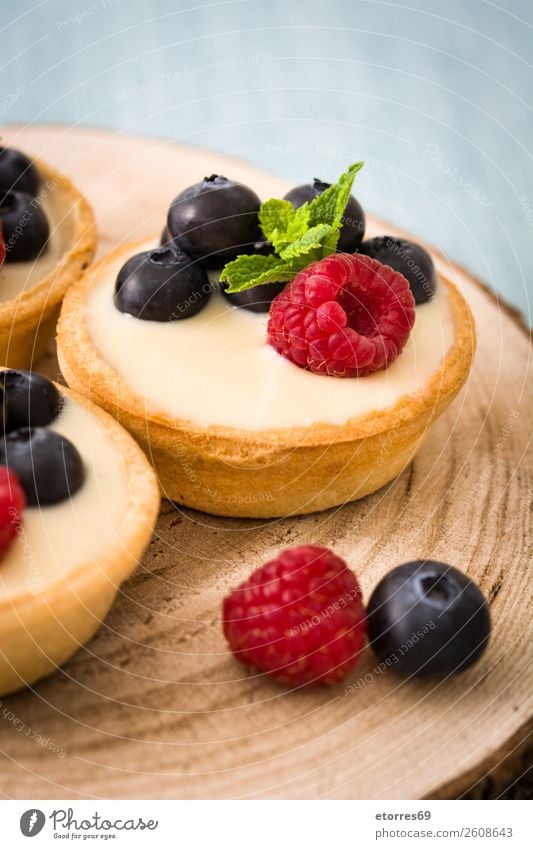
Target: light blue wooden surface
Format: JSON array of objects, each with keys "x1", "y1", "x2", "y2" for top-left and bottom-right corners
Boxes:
[{"x1": 2, "y1": 0, "x2": 532, "y2": 318}]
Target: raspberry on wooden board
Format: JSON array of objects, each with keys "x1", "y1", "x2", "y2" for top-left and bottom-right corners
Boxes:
[{"x1": 223, "y1": 545, "x2": 367, "y2": 686}]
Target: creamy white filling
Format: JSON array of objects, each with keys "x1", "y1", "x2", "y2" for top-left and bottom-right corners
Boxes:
[
  {"x1": 85, "y1": 240, "x2": 455, "y2": 430},
  {"x1": 0, "y1": 397, "x2": 130, "y2": 596},
  {"x1": 0, "y1": 193, "x2": 73, "y2": 303}
]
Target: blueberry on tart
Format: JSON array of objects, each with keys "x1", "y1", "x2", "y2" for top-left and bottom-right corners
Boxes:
[{"x1": 0, "y1": 147, "x2": 96, "y2": 368}]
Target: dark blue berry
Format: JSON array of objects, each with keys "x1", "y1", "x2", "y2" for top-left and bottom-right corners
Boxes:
[
  {"x1": 222, "y1": 280, "x2": 286, "y2": 313},
  {"x1": 251, "y1": 240, "x2": 274, "y2": 257},
  {"x1": 160, "y1": 226, "x2": 171, "y2": 247},
  {"x1": 1, "y1": 370, "x2": 62, "y2": 433},
  {"x1": 167, "y1": 175, "x2": 261, "y2": 262},
  {"x1": 284, "y1": 178, "x2": 365, "y2": 252},
  {"x1": 358, "y1": 236, "x2": 436, "y2": 304},
  {"x1": 367, "y1": 561, "x2": 491, "y2": 678},
  {"x1": 0, "y1": 427, "x2": 85, "y2": 506},
  {"x1": 204, "y1": 238, "x2": 274, "y2": 273},
  {"x1": 114, "y1": 247, "x2": 211, "y2": 322},
  {"x1": 0, "y1": 147, "x2": 40, "y2": 196},
  {"x1": 0, "y1": 191, "x2": 49, "y2": 263},
  {"x1": 0, "y1": 384, "x2": 6, "y2": 434}
]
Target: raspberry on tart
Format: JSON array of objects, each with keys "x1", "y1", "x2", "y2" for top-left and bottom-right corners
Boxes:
[
  {"x1": 223, "y1": 545, "x2": 367, "y2": 686},
  {"x1": 0, "y1": 466, "x2": 25, "y2": 559},
  {"x1": 267, "y1": 253, "x2": 416, "y2": 377}
]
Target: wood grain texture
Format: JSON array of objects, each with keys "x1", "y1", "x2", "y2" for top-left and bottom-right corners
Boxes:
[{"x1": 0, "y1": 127, "x2": 531, "y2": 800}]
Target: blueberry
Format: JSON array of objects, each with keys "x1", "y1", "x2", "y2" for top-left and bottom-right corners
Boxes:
[
  {"x1": 358, "y1": 236, "x2": 436, "y2": 304},
  {"x1": 222, "y1": 280, "x2": 286, "y2": 313},
  {"x1": 204, "y1": 238, "x2": 274, "y2": 273},
  {"x1": 167, "y1": 175, "x2": 262, "y2": 262},
  {"x1": 114, "y1": 247, "x2": 211, "y2": 321},
  {"x1": 0, "y1": 385, "x2": 7, "y2": 434},
  {"x1": 0, "y1": 147, "x2": 40, "y2": 196},
  {"x1": 367, "y1": 561, "x2": 491, "y2": 678},
  {"x1": 251, "y1": 239, "x2": 274, "y2": 257},
  {"x1": 1, "y1": 370, "x2": 62, "y2": 433},
  {"x1": 0, "y1": 191, "x2": 49, "y2": 263},
  {"x1": 284, "y1": 178, "x2": 365, "y2": 252},
  {"x1": 216, "y1": 239, "x2": 282, "y2": 311},
  {"x1": 0, "y1": 427, "x2": 85, "y2": 506}
]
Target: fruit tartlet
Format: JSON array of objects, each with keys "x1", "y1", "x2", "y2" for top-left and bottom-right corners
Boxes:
[
  {"x1": 57, "y1": 164, "x2": 475, "y2": 518},
  {"x1": 0, "y1": 146, "x2": 96, "y2": 368},
  {"x1": 0, "y1": 369, "x2": 160, "y2": 696}
]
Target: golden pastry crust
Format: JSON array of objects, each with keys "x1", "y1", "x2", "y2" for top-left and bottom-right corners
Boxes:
[
  {"x1": 0, "y1": 159, "x2": 96, "y2": 368},
  {"x1": 0, "y1": 382, "x2": 160, "y2": 696},
  {"x1": 57, "y1": 240, "x2": 476, "y2": 518}
]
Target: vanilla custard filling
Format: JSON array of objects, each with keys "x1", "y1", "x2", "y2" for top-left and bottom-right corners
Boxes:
[
  {"x1": 0, "y1": 397, "x2": 130, "y2": 597},
  {"x1": 85, "y1": 240, "x2": 455, "y2": 430},
  {"x1": 0, "y1": 194, "x2": 73, "y2": 303}
]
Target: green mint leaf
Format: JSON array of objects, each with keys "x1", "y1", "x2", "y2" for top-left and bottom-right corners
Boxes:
[
  {"x1": 219, "y1": 253, "x2": 294, "y2": 293},
  {"x1": 307, "y1": 161, "x2": 364, "y2": 250},
  {"x1": 279, "y1": 223, "x2": 333, "y2": 261},
  {"x1": 259, "y1": 199, "x2": 310, "y2": 254},
  {"x1": 282, "y1": 204, "x2": 310, "y2": 244},
  {"x1": 258, "y1": 198, "x2": 296, "y2": 244}
]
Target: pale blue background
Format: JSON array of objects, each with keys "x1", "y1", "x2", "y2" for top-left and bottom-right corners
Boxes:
[{"x1": 2, "y1": 0, "x2": 532, "y2": 318}]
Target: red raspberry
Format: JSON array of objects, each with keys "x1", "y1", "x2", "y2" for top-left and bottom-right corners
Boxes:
[
  {"x1": 223, "y1": 545, "x2": 367, "y2": 686},
  {"x1": 0, "y1": 466, "x2": 25, "y2": 559},
  {"x1": 267, "y1": 253, "x2": 416, "y2": 377}
]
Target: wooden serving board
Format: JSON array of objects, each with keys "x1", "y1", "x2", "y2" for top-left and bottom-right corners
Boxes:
[{"x1": 0, "y1": 126, "x2": 531, "y2": 800}]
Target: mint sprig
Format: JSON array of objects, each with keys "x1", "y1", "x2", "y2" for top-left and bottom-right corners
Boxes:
[
  {"x1": 220, "y1": 161, "x2": 364, "y2": 294},
  {"x1": 217, "y1": 254, "x2": 294, "y2": 290},
  {"x1": 278, "y1": 223, "x2": 332, "y2": 261}
]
